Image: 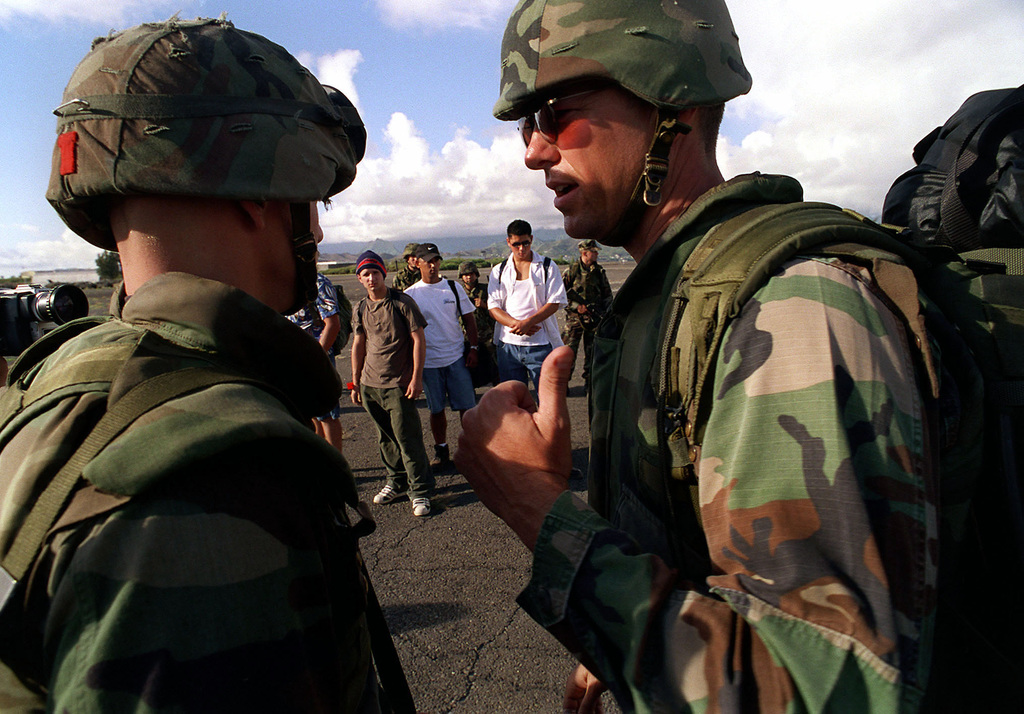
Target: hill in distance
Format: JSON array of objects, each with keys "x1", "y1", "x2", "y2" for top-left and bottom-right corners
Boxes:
[{"x1": 319, "y1": 229, "x2": 632, "y2": 266}]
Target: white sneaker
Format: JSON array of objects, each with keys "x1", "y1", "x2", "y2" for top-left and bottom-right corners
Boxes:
[
  {"x1": 373, "y1": 484, "x2": 404, "y2": 505},
  {"x1": 412, "y1": 498, "x2": 431, "y2": 517}
]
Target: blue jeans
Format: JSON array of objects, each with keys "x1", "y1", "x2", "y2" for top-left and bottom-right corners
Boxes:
[
  {"x1": 422, "y1": 356, "x2": 477, "y2": 414},
  {"x1": 495, "y1": 339, "x2": 552, "y2": 393}
]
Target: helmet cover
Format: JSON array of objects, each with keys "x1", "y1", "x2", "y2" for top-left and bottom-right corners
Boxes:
[
  {"x1": 47, "y1": 17, "x2": 366, "y2": 250},
  {"x1": 494, "y1": 0, "x2": 752, "y2": 120}
]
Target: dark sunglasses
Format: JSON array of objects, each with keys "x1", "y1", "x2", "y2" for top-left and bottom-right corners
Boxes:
[
  {"x1": 510, "y1": 240, "x2": 532, "y2": 248},
  {"x1": 517, "y1": 88, "x2": 601, "y2": 147}
]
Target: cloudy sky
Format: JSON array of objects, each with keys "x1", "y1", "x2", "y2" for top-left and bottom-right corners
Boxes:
[{"x1": 0, "y1": 0, "x2": 1021, "y2": 274}]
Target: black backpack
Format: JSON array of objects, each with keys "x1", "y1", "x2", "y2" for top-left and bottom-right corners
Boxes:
[
  {"x1": 882, "y1": 84, "x2": 1024, "y2": 710},
  {"x1": 653, "y1": 86, "x2": 1024, "y2": 709}
]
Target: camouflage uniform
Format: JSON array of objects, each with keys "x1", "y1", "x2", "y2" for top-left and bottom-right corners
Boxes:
[
  {"x1": 1, "y1": 17, "x2": 385, "y2": 712},
  {"x1": 392, "y1": 266, "x2": 420, "y2": 292},
  {"x1": 560, "y1": 253, "x2": 612, "y2": 384},
  {"x1": 517, "y1": 175, "x2": 943, "y2": 711},
  {"x1": 0, "y1": 274, "x2": 375, "y2": 711},
  {"x1": 392, "y1": 244, "x2": 421, "y2": 292}
]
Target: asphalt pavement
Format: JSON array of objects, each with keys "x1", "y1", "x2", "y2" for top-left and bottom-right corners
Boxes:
[{"x1": 330, "y1": 266, "x2": 631, "y2": 714}]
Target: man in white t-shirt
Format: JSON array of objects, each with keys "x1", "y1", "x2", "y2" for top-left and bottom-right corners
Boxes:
[
  {"x1": 405, "y1": 242, "x2": 479, "y2": 470},
  {"x1": 487, "y1": 219, "x2": 567, "y2": 394}
]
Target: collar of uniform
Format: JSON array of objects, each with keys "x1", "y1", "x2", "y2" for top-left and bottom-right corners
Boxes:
[
  {"x1": 617, "y1": 173, "x2": 804, "y2": 308},
  {"x1": 114, "y1": 272, "x2": 340, "y2": 417}
]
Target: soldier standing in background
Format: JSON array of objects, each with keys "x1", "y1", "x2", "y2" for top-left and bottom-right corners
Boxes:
[
  {"x1": 459, "y1": 261, "x2": 497, "y2": 381},
  {"x1": 392, "y1": 242, "x2": 421, "y2": 291},
  {"x1": 560, "y1": 239, "x2": 611, "y2": 390}
]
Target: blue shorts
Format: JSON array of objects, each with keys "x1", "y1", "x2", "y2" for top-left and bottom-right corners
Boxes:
[{"x1": 422, "y1": 356, "x2": 477, "y2": 414}]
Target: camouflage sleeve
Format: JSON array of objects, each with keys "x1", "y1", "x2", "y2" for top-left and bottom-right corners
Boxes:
[
  {"x1": 39, "y1": 443, "x2": 373, "y2": 713},
  {"x1": 520, "y1": 257, "x2": 934, "y2": 712}
]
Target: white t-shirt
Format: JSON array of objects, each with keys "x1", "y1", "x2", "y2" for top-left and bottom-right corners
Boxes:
[
  {"x1": 486, "y1": 252, "x2": 567, "y2": 347},
  {"x1": 404, "y1": 279, "x2": 474, "y2": 368}
]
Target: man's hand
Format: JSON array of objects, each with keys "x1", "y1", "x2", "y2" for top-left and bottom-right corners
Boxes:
[
  {"x1": 563, "y1": 664, "x2": 607, "y2": 713},
  {"x1": 350, "y1": 385, "x2": 362, "y2": 406},
  {"x1": 509, "y1": 317, "x2": 541, "y2": 336},
  {"x1": 405, "y1": 374, "x2": 423, "y2": 401},
  {"x1": 455, "y1": 346, "x2": 573, "y2": 550},
  {"x1": 465, "y1": 348, "x2": 479, "y2": 369}
]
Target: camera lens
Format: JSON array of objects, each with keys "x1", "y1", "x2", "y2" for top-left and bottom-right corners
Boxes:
[{"x1": 31, "y1": 285, "x2": 89, "y2": 324}]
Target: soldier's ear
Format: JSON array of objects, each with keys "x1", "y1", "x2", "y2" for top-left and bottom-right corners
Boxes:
[{"x1": 237, "y1": 200, "x2": 267, "y2": 230}]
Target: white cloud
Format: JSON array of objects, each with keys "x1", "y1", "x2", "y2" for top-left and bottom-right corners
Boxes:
[
  {"x1": 718, "y1": 0, "x2": 1024, "y2": 217},
  {"x1": 373, "y1": 0, "x2": 510, "y2": 30},
  {"x1": 0, "y1": 228, "x2": 101, "y2": 275},
  {"x1": 298, "y1": 49, "x2": 364, "y2": 114},
  {"x1": 0, "y1": 0, "x2": 163, "y2": 24},
  {"x1": 321, "y1": 113, "x2": 561, "y2": 246}
]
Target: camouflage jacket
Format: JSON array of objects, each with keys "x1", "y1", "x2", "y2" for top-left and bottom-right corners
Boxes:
[
  {"x1": 0, "y1": 273, "x2": 375, "y2": 713},
  {"x1": 561, "y1": 260, "x2": 612, "y2": 329},
  {"x1": 392, "y1": 266, "x2": 419, "y2": 292},
  {"x1": 518, "y1": 175, "x2": 945, "y2": 712},
  {"x1": 460, "y1": 282, "x2": 495, "y2": 345}
]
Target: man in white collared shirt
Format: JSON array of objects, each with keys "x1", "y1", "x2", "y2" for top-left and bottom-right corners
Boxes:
[{"x1": 487, "y1": 219, "x2": 567, "y2": 392}]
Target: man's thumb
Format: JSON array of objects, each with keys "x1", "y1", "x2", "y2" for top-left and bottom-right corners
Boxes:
[{"x1": 537, "y1": 346, "x2": 573, "y2": 415}]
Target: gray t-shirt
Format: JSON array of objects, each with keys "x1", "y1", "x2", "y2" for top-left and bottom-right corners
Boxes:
[{"x1": 353, "y1": 288, "x2": 427, "y2": 389}]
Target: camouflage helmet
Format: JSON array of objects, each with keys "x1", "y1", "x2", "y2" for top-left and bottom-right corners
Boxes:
[
  {"x1": 494, "y1": 0, "x2": 752, "y2": 121},
  {"x1": 47, "y1": 17, "x2": 366, "y2": 251},
  {"x1": 458, "y1": 261, "x2": 480, "y2": 276}
]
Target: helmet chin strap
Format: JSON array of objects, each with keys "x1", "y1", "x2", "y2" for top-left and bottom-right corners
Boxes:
[
  {"x1": 287, "y1": 202, "x2": 319, "y2": 314},
  {"x1": 600, "y1": 110, "x2": 691, "y2": 247}
]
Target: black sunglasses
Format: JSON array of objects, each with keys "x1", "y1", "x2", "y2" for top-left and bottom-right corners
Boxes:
[{"x1": 517, "y1": 88, "x2": 602, "y2": 147}]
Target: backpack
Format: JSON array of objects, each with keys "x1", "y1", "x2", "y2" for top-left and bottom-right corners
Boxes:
[
  {"x1": 655, "y1": 88, "x2": 1024, "y2": 707},
  {"x1": 332, "y1": 282, "x2": 353, "y2": 352},
  {"x1": 309, "y1": 278, "x2": 352, "y2": 353}
]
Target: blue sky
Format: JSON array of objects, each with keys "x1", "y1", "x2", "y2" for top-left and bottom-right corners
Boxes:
[{"x1": 1, "y1": 0, "x2": 1022, "y2": 274}]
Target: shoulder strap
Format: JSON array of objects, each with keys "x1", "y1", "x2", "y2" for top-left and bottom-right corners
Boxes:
[
  {"x1": 657, "y1": 202, "x2": 934, "y2": 534},
  {"x1": 543, "y1": 255, "x2": 551, "y2": 281},
  {"x1": 497, "y1": 257, "x2": 509, "y2": 282},
  {"x1": 447, "y1": 279, "x2": 463, "y2": 314},
  {"x1": 0, "y1": 367, "x2": 272, "y2": 599}
]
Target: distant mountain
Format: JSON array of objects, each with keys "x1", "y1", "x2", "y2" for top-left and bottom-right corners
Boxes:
[{"x1": 319, "y1": 228, "x2": 631, "y2": 265}]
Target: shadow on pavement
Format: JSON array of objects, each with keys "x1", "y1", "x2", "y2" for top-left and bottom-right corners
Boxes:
[{"x1": 383, "y1": 601, "x2": 472, "y2": 634}]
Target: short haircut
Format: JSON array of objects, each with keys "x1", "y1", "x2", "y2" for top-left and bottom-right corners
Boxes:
[
  {"x1": 506, "y1": 219, "x2": 532, "y2": 238},
  {"x1": 698, "y1": 104, "x2": 725, "y2": 157}
]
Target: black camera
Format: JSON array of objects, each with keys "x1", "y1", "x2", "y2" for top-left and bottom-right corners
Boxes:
[{"x1": 1, "y1": 284, "x2": 89, "y2": 356}]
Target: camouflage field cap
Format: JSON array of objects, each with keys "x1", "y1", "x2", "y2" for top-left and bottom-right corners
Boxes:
[
  {"x1": 579, "y1": 239, "x2": 600, "y2": 252},
  {"x1": 458, "y1": 261, "x2": 480, "y2": 275},
  {"x1": 402, "y1": 242, "x2": 420, "y2": 259},
  {"x1": 47, "y1": 17, "x2": 366, "y2": 251},
  {"x1": 494, "y1": 0, "x2": 752, "y2": 121}
]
